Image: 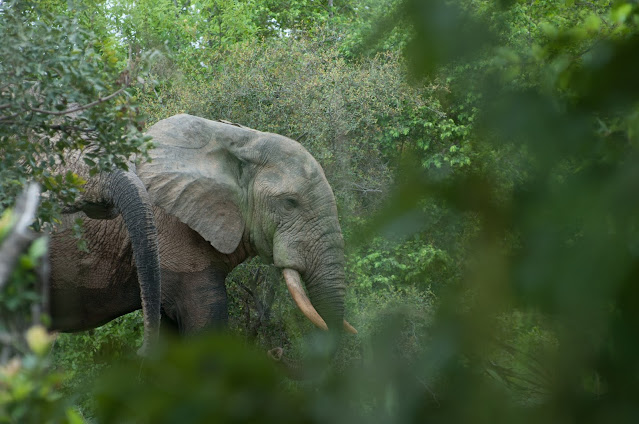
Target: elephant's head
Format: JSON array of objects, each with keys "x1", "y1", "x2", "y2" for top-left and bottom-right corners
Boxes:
[{"x1": 139, "y1": 114, "x2": 355, "y2": 337}]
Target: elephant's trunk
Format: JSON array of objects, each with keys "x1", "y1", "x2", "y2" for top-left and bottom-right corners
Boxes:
[
  {"x1": 281, "y1": 230, "x2": 356, "y2": 333},
  {"x1": 304, "y1": 260, "x2": 347, "y2": 333},
  {"x1": 104, "y1": 169, "x2": 161, "y2": 355},
  {"x1": 268, "y1": 347, "x2": 308, "y2": 380},
  {"x1": 277, "y1": 247, "x2": 354, "y2": 380}
]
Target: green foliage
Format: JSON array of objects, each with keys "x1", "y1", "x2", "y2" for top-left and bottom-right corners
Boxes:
[
  {"x1": 0, "y1": 243, "x2": 45, "y2": 311},
  {"x1": 51, "y1": 0, "x2": 364, "y2": 81},
  {"x1": 0, "y1": 195, "x2": 82, "y2": 423},
  {"x1": 0, "y1": 343, "x2": 82, "y2": 424},
  {"x1": 226, "y1": 259, "x2": 294, "y2": 348},
  {"x1": 51, "y1": 313, "x2": 143, "y2": 415},
  {"x1": 348, "y1": 237, "x2": 450, "y2": 291},
  {"x1": 53, "y1": 313, "x2": 142, "y2": 373},
  {"x1": 0, "y1": 214, "x2": 47, "y2": 318},
  {"x1": 92, "y1": 334, "x2": 309, "y2": 424},
  {"x1": 0, "y1": 1, "x2": 153, "y2": 225},
  {"x1": 341, "y1": 284, "x2": 435, "y2": 369},
  {"x1": 106, "y1": 0, "x2": 261, "y2": 67},
  {"x1": 352, "y1": 0, "x2": 639, "y2": 421},
  {"x1": 338, "y1": 0, "x2": 409, "y2": 58},
  {"x1": 0, "y1": 206, "x2": 48, "y2": 349},
  {"x1": 487, "y1": 310, "x2": 558, "y2": 403}
]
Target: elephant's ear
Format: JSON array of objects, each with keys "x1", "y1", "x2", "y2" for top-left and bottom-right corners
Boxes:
[{"x1": 138, "y1": 114, "x2": 260, "y2": 254}]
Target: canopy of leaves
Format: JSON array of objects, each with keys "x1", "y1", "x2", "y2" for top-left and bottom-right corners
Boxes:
[{"x1": 0, "y1": 1, "x2": 153, "y2": 225}]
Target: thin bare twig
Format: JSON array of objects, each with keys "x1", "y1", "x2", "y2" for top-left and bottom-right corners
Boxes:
[
  {"x1": 486, "y1": 361, "x2": 548, "y2": 395},
  {"x1": 0, "y1": 113, "x2": 19, "y2": 122},
  {"x1": 351, "y1": 182, "x2": 383, "y2": 193},
  {"x1": 490, "y1": 337, "x2": 552, "y2": 384},
  {"x1": 48, "y1": 124, "x2": 97, "y2": 133},
  {"x1": 425, "y1": 105, "x2": 447, "y2": 119},
  {"x1": 416, "y1": 376, "x2": 440, "y2": 406},
  {"x1": 238, "y1": 281, "x2": 255, "y2": 298}
]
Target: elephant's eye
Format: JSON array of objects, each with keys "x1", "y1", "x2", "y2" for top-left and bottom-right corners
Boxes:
[{"x1": 282, "y1": 197, "x2": 299, "y2": 211}]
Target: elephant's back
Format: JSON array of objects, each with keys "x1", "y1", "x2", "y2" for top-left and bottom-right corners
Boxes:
[{"x1": 146, "y1": 114, "x2": 258, "y2": 151}]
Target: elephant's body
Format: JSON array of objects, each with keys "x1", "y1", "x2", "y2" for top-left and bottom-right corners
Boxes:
[
  {"x1": 49, "y1": 114, "x2": 354, "y2": 351},
  {"x1": 50, "y1": 207, "x2": 249, "y2": 333}
]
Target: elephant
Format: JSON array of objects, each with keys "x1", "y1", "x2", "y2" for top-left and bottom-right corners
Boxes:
[
  {"x1": 49, "y1": 114, "x2": 355, "y2": 355},
  {"x1": 51, "y1": 155, "x2": 161, "y2": 355}
]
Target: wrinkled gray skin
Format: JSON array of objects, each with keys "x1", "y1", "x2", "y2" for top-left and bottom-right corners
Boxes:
[
  {"x1": 49, "y1": 115, "x2": 347, "y2": 350},
  {"x1": 53, "y1": 165, "x2": 161, "y2": 355}
]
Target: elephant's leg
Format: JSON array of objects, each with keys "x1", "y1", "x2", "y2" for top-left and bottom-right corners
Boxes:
[
  {"x1": 161, "y1": 266, "x2": 229, "y2": 334},
  {"x1": 155, "y1": 207, "x2": 233, "y2": 334},
  {"x1": 159, "y1": 310, "x2": 180, "y2": 334}
]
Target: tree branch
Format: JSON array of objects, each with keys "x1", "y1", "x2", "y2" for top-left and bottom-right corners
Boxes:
[
  {"x1": 0, "y1": 113, "x2": 19, "y2": 122},
  {"x1": 0, "y1": 184, "x2": 41, "y2": 290},
  {"x1": 238, "y1": 281, "x2": 255, "y2": 298},
  {"x1": 29, "y1": 86, "x2": 127, "y2": 116},
  {"x1": 351, "y1": 182, "x2": 383, "y2": 194},
  {"x1": 48, "y1": 124, "x2": 98, "y2": 133}
]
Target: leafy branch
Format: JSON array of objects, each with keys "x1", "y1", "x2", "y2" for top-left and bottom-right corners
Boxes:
[{"x1": 0, "y1": 4, "x2": 154, "y2": 227}]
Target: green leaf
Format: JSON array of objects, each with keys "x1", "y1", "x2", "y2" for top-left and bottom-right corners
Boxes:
[
  {"x1": 584, "y1": 14, "x2": 602, "y2": 33},
  {"x1": 611, "y1": 4, "x2": 633, "y2": 24},
  {"x1": 0, "y1": 208, "x2": 15, "y2": 242},
  {"x1": 539, "y1": 22, "x2": 558, "y2": 38},
  {"x1": 28, "y1": 237, "x2": 48, "y2": 260},
  {"x1": 19, "y1": 256, "x2": 35, "y2": 270},
  {"x1": 66, "y1": 408, "x2": 85, "y2": 424}
]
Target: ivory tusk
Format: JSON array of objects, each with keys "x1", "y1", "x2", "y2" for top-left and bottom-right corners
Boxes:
[
  {"x1": 283, "y1": 268, "x2": 328, "y2": 331},
  {"x1": 283, "y1": 268, "x2": 359, "y2": 335},
  {"x1": 343, "y1": 319, "x2": 358, "y2": 334}
]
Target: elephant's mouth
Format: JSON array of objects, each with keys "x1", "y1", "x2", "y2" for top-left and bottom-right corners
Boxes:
[{"x1": 282, "y1": 268, "x2": 357, "y2": 334}]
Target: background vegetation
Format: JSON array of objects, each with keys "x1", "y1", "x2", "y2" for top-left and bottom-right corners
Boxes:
[{"x1": 2, "y1": 0, "x2": 639, "y2": 422}]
